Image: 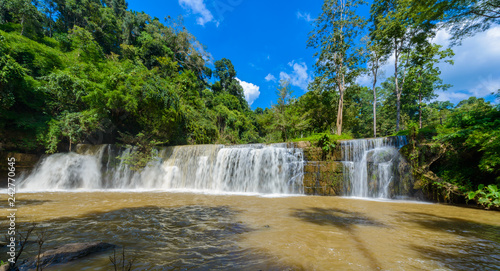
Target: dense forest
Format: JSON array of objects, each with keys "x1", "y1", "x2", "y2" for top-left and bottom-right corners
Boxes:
[{"x1": 0, "y1": 0, "x2": 498, "y2": 206}]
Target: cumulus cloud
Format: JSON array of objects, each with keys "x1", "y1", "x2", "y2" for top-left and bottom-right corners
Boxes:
[
  {"x1": 297, "y1": 11, "x2": 314, "y2": 22},
  {"x1": 279, "y1": 61, "x2": 312, "y2": 91},
  {"x1": 236, "y1": 78, "x2": 260, "y2": 106},
  {"x1": 179, "y1": 0, "x2": 216, "y2": 26},
  {"x1": 265, "y1": 73, "x2": 277, "y2": 82},
  {"x1": 365, "y1": 25, "x2": 500, "y2": 104},
  {"x1": 434, "y1": 26, "x2": 500, "y2": 103},
  {"x1": 470, "y1": 76, "x2": 500, "y2": 97}
]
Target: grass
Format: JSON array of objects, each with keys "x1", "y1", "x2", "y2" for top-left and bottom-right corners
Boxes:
[{"x1": 289, "y1": 133, "x2": 353, "y2": 144}]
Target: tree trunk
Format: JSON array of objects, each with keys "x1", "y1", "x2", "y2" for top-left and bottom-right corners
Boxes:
[
  {"x1": 372, "y1": 64, "x2": 378, "y2": 138},
  {"x1": 20, "y1": 16, "x2": 25, "y2": 36},
  {"x1": 419, "y1": 90, "x2": 422, "y2": 129},
  {"x1": 418, "y1": 78, "x2": 422, "y2": 129},
  {"x1": 336, "y1": 88, "x2": 344, "y2": 136},
  {"x1": 394, "y1": 39, "x2": 400, "y2": 132}
]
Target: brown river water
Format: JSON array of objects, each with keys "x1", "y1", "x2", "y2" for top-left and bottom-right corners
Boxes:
[{"x1": 1, "y1": 192, "x2": 499, "y2": 270}]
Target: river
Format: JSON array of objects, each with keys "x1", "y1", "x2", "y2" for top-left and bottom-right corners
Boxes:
[{"x1": 1, "y1": 192, "x2": 499, "y2": 270}]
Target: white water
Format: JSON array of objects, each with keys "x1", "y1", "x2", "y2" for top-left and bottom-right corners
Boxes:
[
  {"x1": 340, "y1": 136, "x2": 410, "y2": 198},
  {"x1": 19, "y1": 144, "x2": 304, "y2": 194}
]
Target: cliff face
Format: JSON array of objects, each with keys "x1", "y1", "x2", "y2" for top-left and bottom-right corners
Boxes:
[
  {"x1": 289, "y1": 141, "x2": 345, "y2": 196},
  {"x1": 0, "y1": 152, "x2": 41, "y2": 187}
]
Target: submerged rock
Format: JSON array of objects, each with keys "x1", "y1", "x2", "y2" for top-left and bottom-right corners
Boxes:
[{"x1": 19, "y1": 242, "x2": 115, "y2": 270}]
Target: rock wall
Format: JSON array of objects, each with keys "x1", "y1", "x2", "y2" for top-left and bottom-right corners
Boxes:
[
  {"x1": 289, "y1": 141, "x2": 345, "y2": 196},
  {"x1": 0, "y1": 152, "x2": 41, "y2": 187}
]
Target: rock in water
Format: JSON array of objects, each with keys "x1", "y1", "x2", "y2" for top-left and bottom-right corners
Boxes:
[{"x1": 19, "y1": 242, "x2": 115, "y2": 270}]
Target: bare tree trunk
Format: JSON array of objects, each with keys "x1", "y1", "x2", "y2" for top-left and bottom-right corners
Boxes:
[
  {"x1": 419, "y1": 92, "x2": 422, "y2": 129},
  {"x1": 20, "y1": 16, "x2": 25, "y2": 36},
  {"x1": 336, "y1": 89, "x2": 344, "y2": 136},
  {"x1": 372, "y1": 60, "x2": 378, "y2": 138},
  {"x1": 336, "y1": 72, "x2": 345, "y2": 136},
  {"x1": 394, "y1": 39, "x2": 401, "y2": 132}
]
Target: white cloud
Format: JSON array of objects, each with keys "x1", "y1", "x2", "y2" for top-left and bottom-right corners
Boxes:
[
  {"x1": 470, "y1": 76, "x2": 500, "y2": 97},
  {"x1": 356, "y1": 74, "x2": 372, "y2": 87},
  {"x1": 179, "y1": 0, "x2": 216, "y2": 26},
  {"x1": 367, "y1": 25, "x2": 500, "y2": 104},
  {"x1": 434, "y1": 26, "x2": 500, "y2": 103},
  {"x1": 265, "y1": 73, "x2": 277, "y2": 82},
  {"x1": 297, "y1": 11, "x2": 314, "y2": 22},
  {"x1": 279, "y1": 61, "x2": 312, "y2": 91},
  {"x1": 435, "y1": 90, "x2": 470, "y2": 102},
  {"x1": 236, "y1": 78, "x2": 260, "y2": 106}
]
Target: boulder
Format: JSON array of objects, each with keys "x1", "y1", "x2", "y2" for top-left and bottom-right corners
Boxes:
[{"x1": 19, "y1": 242, "x2": 115, "y2": 270}]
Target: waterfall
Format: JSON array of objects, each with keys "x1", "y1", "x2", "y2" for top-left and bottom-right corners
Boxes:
[
  {"x1": 19, "y1": 143, "x2": 304, "y2": 194},
  {"x1": 340, "y1": 136, "x2": 411, "y2": 199}
]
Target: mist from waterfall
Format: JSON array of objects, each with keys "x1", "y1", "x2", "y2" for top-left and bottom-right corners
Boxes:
[{"x1": 19, "y1": 143, "x2": 305, "y2": 194}]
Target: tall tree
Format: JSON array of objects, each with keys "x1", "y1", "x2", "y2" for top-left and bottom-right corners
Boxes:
[
  {"x1": 370, "y1": 0, "x2": 436, "y2": 131},
  {"x1": 366, "y1": 39, "x2": 389, "y2": 137},
  {"x1": 213, "y1": 58, "x2": 247, "y2": 110},
  {"x1": 275, "y1": 80, "x2": 293, "y2": 141},
  {"x1": 308, "y1": 0, "x2": 367, "y2": 135},
  {"x1": 0, "y1": 0, "x2": 42, "y2": 36},
  {"x1": 214, "y1": 58, "x2": 236, "y2": 93},
  {"x1": 404, "y1": 43, "x2": 454, "y2": 128}
]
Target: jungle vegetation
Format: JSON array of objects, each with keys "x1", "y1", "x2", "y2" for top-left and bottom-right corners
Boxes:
[{"x1": 0, "y1": 0, "x2": 498, "y2": 207}]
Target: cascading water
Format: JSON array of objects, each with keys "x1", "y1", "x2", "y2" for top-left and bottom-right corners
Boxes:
[
  {"x1": 19, "y1": 143, "x2": 304, "y2": 194},
  {"x1": 340, "y1": 136, "x2": 412, "y2": 199}
]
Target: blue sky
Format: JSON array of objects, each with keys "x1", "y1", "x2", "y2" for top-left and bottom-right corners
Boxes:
[{"x1": 127, "y1": 0, "x2": 500, "y2": 109}]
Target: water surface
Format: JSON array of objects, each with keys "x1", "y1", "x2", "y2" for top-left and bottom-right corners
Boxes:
[{"x1": 1, "y1": 192, "x2": 499, "y2": 270}]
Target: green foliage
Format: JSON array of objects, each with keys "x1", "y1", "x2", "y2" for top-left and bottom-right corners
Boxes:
[
  {"x1": 118, "y1": 132, "x2": 162, "y2": 171},
  {"x1": 401, "y1": 96, "x2": 500, "y2": 207},
  {"x1": 0, "y1": 4, "x2": 259, "y2": 153},
  {"x1": 317, "y1": 134, "x2": 337, "y2": 160},
  {"x1": 255, "y1": 80, "x2": 310, "y2": 143},
  {"x1": 468, "y1": 184, "x2": 500, "y2": 209},
  {"x1": 44, "y1": 110, "x2": 103, "y2": 153},
  {"x1": 427, "y1": 0, "x2": 500, "y2": 45},
  {"x1": 433, "y1": 98, "x2": 500, "y2": 184},
  {"x1": 69, "y1": 26, "x2": 104, "y2": 62},
  {"x1": 290, "y1": 133, "x2": 353, "y2": 143},
  {"x1": 0, "y1": 0, "x2": 499, "y2": 209},
  {"x1": 308, "y1": 0, "x2": 367, "y2": 135}
]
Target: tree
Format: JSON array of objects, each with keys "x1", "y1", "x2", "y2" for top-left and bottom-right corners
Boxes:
[
  {"x1": 420, "y1": 0, "x2": 500, "y2": 45},
  {"x1": 428, "y1": 100, "x2": 454, "y2": 125},
  {"x1": 0, "y1": 37, "x2": 27, "y2": 110},
  {"x1": 213, "y1": 58, "x2": 248, "y2": 110},
  {"x1": 214, "y1": 58, "x2": 236, "y2": 92},
  {"x1": 39, "y1": 0, "x2": 59, "y2": 37},
  {"x1": 370, "y1": 0, "x2": 437, "y2": 131},
  {"x1": 0, "y1": 0, "x2": 42, "y2": 36},
  {"x1": 274, "y1": 80, "x2": 293, "y2": 141},
  {"x1": 308, "y1": 0, "x2": 367, "y2": 135},
  {"x1": 45, "y1": 110, "x2": 103, "y2": 153},
  {"x1": 404, "y1": 43, "x2": 454, "y2": 128},
  {"x1": 366, "y1": 39, "x2": 389, "y2": 137}
]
